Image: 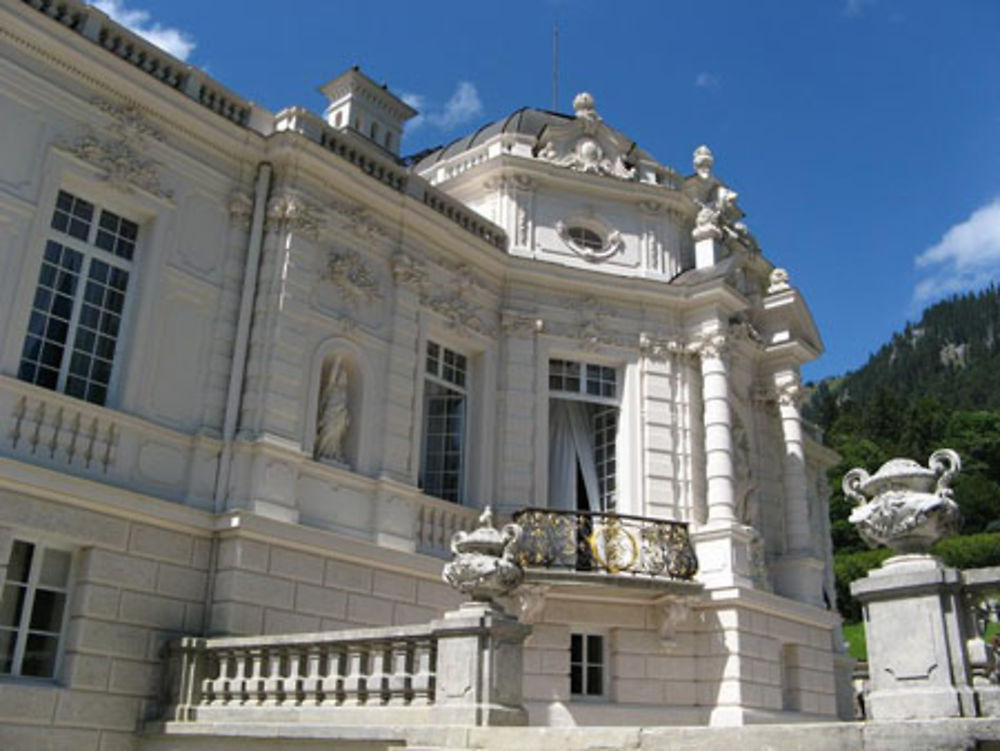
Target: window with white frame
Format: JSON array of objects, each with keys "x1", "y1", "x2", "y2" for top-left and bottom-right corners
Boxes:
[
  {"x1": 570, "y1": 632, "x2": 605, "y2": 697},
  {"x1": 421, "y1": 341, "x2": 468, "y2": 504},
  {"x1": 17, "y1": 190, "x2": 137, "y2": 406},
  {"x1": 549, "y1": 359, "x2": 619, "y2": 512},
  {"x1": 0, "y1": 539, "x2": 72, "y2": 679}
]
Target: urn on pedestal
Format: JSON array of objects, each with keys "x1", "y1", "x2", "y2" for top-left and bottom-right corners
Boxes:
[{"x1": 844, "y1": 448, "x2": 961, "y2": 554}]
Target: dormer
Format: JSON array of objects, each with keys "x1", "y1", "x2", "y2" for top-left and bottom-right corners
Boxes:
[{"x1": 320, "y1": 66, "x2": 417, "y2": 156}]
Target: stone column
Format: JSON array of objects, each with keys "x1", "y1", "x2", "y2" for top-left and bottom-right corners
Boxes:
[
  {"x1": 696, "y1": 333, "x2": 736, "y2": 526},
  {"x1": 775, "y1": 371, "x2": 811, "y2": 554},
  {"x1": 771, "y1": 370, "x2": 826, "y2": 606}
]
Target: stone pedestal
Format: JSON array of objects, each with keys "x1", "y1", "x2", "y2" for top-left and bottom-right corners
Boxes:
[
  {"x1": 851, "y1": 555, "x2": 977, "y2": 720},
  {"x1": 431, "y1": 601, "x2": 532, "y2": 726}
]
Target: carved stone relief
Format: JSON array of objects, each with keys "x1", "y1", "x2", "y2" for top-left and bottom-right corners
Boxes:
[
  {"x1": 266, "y1": 192, "x2": 323, "y2": 240},
  {"x1": 390, "y1": 252, "x2": 427, "y2": 290},
  {"x1": 535, "y1": 92, "x2": 639, "y2": 182},
  {"x1": 57, "y1": 98, "x2": 173, "y2": 199},
  {"x1": 322, "y1": 248, "x2": 382, "y2": 304},
  {"x1": 228, "y1": 190, "x2": 254, "y2": 231}
]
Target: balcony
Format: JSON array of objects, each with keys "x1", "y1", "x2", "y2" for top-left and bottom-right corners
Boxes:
[{"x1": 510, "y1": 508, "x2": 700, "y2": 599}]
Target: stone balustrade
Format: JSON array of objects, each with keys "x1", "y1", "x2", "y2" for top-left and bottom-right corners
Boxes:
[
  {"x1": 414, "y1": 498, "x2": 480, "y2": 557},
  {"x1": 162, "y1": 603, "x2": 531, "y2": 727},
  {"x1": 0, "y1": 375, "x2": 216, "y2": 505},
  {"x1": 6, "y1": 379, "x2": 120, "y2": 473},
  {"x1": 163, "y1": 625, "x2": 436, "y2": 724}
]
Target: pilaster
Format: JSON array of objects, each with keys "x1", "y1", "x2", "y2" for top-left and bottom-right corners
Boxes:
[
  {"x1": 770, "y1": 369, "x2": 826, "y2": 606},
  {"x1": 381, "y1": 252, "x2": 427, "y2": 481},
  {"x1": 495, "y1": 312, "x2": 541, "y2": 516}
]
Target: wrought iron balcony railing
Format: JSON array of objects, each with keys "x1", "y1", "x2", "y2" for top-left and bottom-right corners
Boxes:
[{"x1": 511, "y1": 508, "x2": 698, "y2": 581}]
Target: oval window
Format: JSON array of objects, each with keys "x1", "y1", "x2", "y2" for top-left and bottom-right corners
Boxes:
[{"x1": 567, "y1": 227, "x2": 603, "y2": 251}]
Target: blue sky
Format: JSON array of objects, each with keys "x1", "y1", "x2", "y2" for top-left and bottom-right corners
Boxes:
[{"x1": 94, "y1": 0, "x2": 1000, "y2": 381}]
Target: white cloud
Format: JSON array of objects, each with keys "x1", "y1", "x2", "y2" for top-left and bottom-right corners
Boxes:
[
  {"x1": 913, "y1": 197, "x2": 1000, "y2": 303},
  {"x1": 402, "y1": 82, "x2": 483, "y2": 132},
  {"x1": 844, "y1": 0, "x2": 875, "y2": 17},
  {"x1": 94, "y1": 0, "x2": 196, "y2": 61},
  {"x1": 694, "y1": 72, "x2": 720, "y2": 89}
]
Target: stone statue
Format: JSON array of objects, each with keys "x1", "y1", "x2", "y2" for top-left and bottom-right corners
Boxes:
[
  {"x1": 442, "y1": 507, "x2": 524, "y2": 604},
  {"x1": 315, "y1": 357, "x2": 349, "y2": 463},
  {"x1": 844, "y1": 449, "x2": 961, "y2": 554}
]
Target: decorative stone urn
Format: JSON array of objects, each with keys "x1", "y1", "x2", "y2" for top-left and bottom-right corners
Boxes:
[
  {"x1": 442, "y1": 507, "x2": 524, "y2": 603},
  {"x1": 844, "y1": 448, "x2": 961, "y2": 554}
]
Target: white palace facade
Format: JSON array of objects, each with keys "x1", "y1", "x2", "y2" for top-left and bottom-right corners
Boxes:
[{"x1": 0, "y1": 1, "x2": 852, "y2": 748}]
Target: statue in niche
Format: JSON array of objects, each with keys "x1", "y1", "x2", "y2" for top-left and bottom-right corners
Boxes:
[{"x1": 315, "y1": 357, "x2": 350, "y2": 464}]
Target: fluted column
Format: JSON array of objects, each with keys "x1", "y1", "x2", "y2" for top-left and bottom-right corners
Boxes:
[
  {"x1": 695, "y1": 333, "x2": 737, "y2": 526},
  {"x1": 775, "y1": 371, "x2": 812, "y2": 554}
]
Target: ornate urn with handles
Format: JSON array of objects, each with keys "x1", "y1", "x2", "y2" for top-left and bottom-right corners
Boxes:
[
  {"x1": 844, "y1": 449, "x2": 961, "y2": 554},
  {"x1": 442, "y1": 507, "x2": 524, "y2": 603}
]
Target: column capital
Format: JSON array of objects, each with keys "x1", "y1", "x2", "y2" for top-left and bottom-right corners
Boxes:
[
  {"x1": 775, "y1": 373, "x2": 804, "y2": 408},
  {"x1": 688, "y1": 331, "x2": 729, "y2": 362}
]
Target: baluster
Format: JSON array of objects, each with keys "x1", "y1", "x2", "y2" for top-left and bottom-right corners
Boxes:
[
  {"x1": 8, "y1": 395, "x2": 26, "y2": 448},
  {"x1": 209, "y1": 650, "x2": 231, "y2": 704},
  {"x1": 47, "y1": 406, "x2": 62, "y2": 457},
  {"x1": 261, "y1": 647, "x2": 284, "y2": 705},
  {"x1": 387, "y1": 639, "x2": 413, "y2": 706},
  {"x1": 28, "y1": 400, "x2": 45, "y2": 453},
  {"x1": 286, "y1": 647, "x2": 304, "y2": 705},
  {"x1": 366, "y1": 642, "x2": 388, "y2": 707},
  {"x1": 232, "y1": 649, "x2": 250, "y2": 705},
  {"x1": 343, "y1": 644, "x2": 368, "y2": 706},
  {"x1": 64, "y1": 411, "x2": 81, "y2": 464},
  {"x1": 411, "y1": 639, "x2": 435, "y2": 706},
  {"x1": 83, "y1": 416, "x2": 97, "y2": 468},
  {"x1": 247, "y1": 648, "x2": 265, "y2": 704},
  {"x1": 416, "y1": 507, "x2": 427, "y2": 548},
  {"x1": 300, "y1": 644, "x2": 323, "y2": 706},
  {"x1": 102, "y1": 423, "x2": 117, "y2": 472},
  {"x1": 322, "y1": 645, "x2": 345, "y2": 705}
]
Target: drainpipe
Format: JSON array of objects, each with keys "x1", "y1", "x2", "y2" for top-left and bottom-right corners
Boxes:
[
  {"x1": 202, "y1": 161, "x2": 272, "y2": 634},
  {"x1": 213, "y1": 161, "x2": 272, "y2": 511}
]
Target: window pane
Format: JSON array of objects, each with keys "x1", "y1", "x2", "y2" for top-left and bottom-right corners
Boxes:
[
  {"x1": 587, "y1": 635, "x2": 603, "y2": 664},
  {"x1": 0, "y1": 584, "x2": 27, "y2": 628},
  {"x1": 39, "y1": 549, "x2": 71, "y2": 588},
  {"x1": 586, "y1": 666, "x2": 603, "y2": 695},
  {"x1": 570, "y1": 665, "x2": 583, "y2": 695},
  {"x1": 28, "y1": 590, "x2": 66, "y2": 632},
  {"x1": 0, "y1": 629, "x2": 15, "y2": 674},
  {"x1": 21, "y1": 633, "x2": 59, "y2": 678},
  {"x1": 7, "y1": 541, "x2": 33, "y2": 584},
  {"x1": 570, "y1": 633, "x2": 582, "y2": 662}
]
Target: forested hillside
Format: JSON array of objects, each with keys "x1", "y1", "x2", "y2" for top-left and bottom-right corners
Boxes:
[{"x1": 804, "y1": 285, "x2": 1000, "y2": 554}]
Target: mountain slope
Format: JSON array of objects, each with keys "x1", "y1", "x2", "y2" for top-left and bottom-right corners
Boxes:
[{"x1": 805, "y1": 285, "x2": 1000, "y2": 552}]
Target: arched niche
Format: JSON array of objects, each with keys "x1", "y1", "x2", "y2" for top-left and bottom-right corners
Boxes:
[{"x1": 302, "y1": 338, "x2": 372, "y2": 472}]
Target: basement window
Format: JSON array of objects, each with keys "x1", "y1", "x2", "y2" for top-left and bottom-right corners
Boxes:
[{"x1": 570, "y1": 633, "x2": 605, "y2": 698}]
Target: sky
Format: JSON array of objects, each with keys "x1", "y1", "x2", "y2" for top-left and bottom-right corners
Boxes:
[{"x1": 92, "y1": 0, "x2": 1000, "y2": 382}]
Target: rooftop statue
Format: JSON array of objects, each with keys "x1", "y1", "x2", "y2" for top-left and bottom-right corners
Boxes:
[{"x1": 844, "y1": 449, "x2": 962, "y2": 554}]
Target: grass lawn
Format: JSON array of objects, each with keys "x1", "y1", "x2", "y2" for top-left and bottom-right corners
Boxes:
[{"x1": 844, "y1": 619, "x2": 1000, "y2": 662}]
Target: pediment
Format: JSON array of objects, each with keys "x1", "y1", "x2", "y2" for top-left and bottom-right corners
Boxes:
[{"x1": 533, "y1": 93, "x2": 639, "y2": 182}]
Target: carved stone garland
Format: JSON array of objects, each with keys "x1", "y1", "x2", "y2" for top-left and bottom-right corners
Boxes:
[
  {"x1": 323, "y1": 248, "x2": 382, "y2": 304},
  {"x1": 58, "y1": 98, "x2": 173, "y2": 200}
]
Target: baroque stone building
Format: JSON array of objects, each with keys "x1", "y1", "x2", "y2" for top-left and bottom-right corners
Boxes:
[{"x1": 0, "y1": 1, "x2": 851, "y2": 748}]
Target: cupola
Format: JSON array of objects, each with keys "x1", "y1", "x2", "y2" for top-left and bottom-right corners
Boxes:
[{"x1": 319, "y1": 66, "x2": 417, "y2": 155}]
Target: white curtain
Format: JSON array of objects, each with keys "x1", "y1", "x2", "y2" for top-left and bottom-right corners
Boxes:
[{"x1": 548, "y1": 399, "x2": 601, "y2": 511}]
